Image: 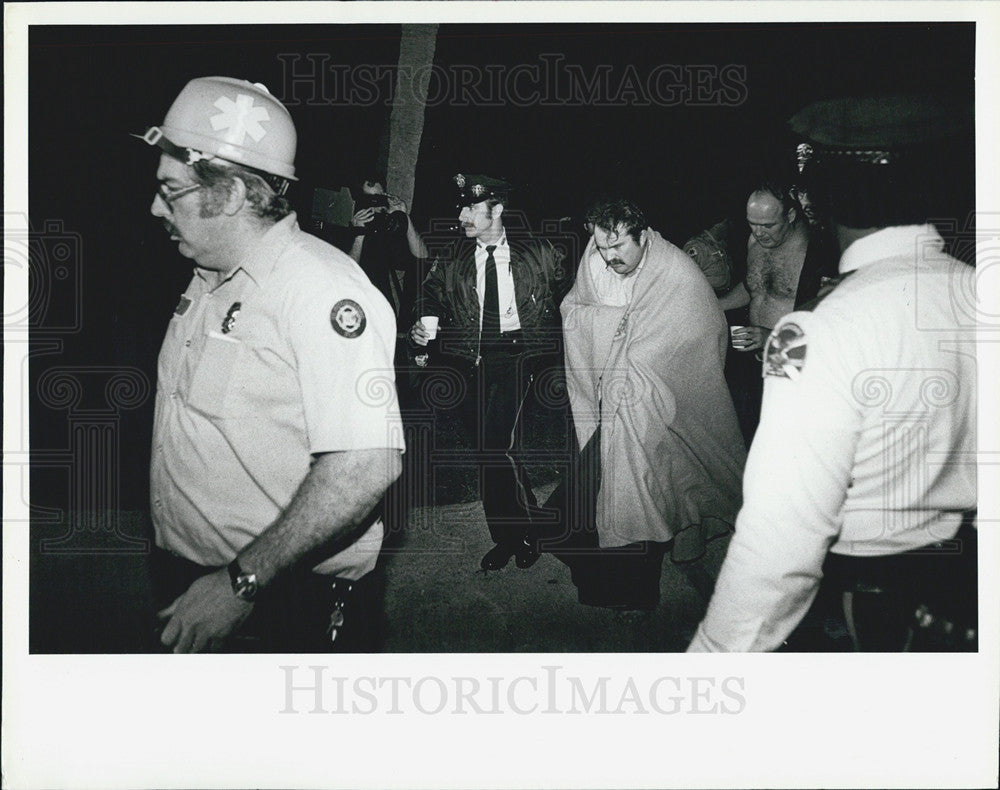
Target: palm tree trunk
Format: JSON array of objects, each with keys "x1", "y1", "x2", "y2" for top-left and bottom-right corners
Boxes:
[
  {"x1": 385, "y1": 23, "x2": 438, "y2": 212},
  {"x1": 383, "y1": 23, "x2": 438, "y2": 316}
]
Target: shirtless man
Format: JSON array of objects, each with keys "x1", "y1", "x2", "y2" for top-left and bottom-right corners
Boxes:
[
  {"x1": 719, "y1": 186, "x2": 811, "y2": 351},
  {"x1": 718, "y1": 182, "x2": 837, "y2": 441}
]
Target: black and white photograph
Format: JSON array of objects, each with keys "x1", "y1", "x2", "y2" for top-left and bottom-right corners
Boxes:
[{"x1": 4, "y1": 2, "x2": 998, "y2": 788}]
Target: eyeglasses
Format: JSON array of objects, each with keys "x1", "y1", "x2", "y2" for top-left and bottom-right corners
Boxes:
[{"x1": 156, "y1": 182, "x2": 203, "y2": 208}]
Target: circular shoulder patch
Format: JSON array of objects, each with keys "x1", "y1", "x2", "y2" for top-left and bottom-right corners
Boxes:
[
  {"x1": 330, "y1": 299, "x2": 367, "y2": 338},
  {"x1": 763, "y1": 320, "x2": 808, "y2": 380}
]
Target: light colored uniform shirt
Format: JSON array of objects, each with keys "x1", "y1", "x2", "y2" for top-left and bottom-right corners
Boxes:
[
  {"x1": 150, "y1": 213, "x2": 404, "y2": 579},
  {"x1": 474, "y1": 233, "x2": 521, "y2": 332},
  {"x1": 689, "y1": 225, "x2": 976, "y2": 652},
  {"x1": 586, "y1": 239, "x2": 648, "y2": 306}
]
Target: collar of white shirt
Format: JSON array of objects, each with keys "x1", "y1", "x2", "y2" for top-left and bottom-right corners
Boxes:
[
  {"x1": 476, "y1": 232, "x2": 509, "y2": 266},
  {"x1": 196, "y1": 212, "x2": 298, "y2": 290},
  {"x1": 839, "y1": 224, "x2": 943, "y2": 274}
]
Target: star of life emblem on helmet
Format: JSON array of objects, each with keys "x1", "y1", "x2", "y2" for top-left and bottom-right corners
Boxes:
[{"x1": 211, "y1": 94, "x2": 271, "y2": 145}]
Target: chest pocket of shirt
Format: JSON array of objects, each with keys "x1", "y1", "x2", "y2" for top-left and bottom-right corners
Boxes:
[{"x1": 187, "y1": 331, "x2": 243, "y2": 418}]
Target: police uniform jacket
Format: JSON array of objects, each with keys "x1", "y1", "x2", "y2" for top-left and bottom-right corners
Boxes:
[{"x1": 414, "y1": 232, "x2": 567, "y2": 365}]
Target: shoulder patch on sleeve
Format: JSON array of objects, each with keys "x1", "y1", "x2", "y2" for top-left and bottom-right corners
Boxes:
[
  {"x1": 763, "y1": 320, "x2": 808, "y2": 380},
  {"x1": 330, "y1": 299, "x2": 367, "y2": 338}
]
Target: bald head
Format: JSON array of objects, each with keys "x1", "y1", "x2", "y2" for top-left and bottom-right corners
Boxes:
[{"x1": 746, "y1": 189, "x2": 798, "y2": 249}]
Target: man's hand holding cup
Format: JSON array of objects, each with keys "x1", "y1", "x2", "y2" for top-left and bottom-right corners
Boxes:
[{"x1": 410, "y1": 316, "x2": 439, "y2": 347}]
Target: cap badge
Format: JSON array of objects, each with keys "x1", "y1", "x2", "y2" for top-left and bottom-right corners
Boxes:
[
  {"x1": 453, "y1": 173, "x2": 466, "y2": 188},
  {"x1": 796, "y1": 142, "x2": 814, "y2": 173}
]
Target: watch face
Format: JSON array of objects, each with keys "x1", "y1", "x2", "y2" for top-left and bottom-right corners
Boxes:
[{"x1": 234, "y1": 574, "x2": 258, "y2": 601}]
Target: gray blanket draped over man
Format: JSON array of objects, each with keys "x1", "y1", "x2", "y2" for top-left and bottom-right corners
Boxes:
[{"x1": 561, "y1": 227, "x2": 746, "y2": 564}]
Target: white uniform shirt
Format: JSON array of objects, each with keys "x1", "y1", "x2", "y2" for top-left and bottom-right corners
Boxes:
[
  {"x1": 150, "y1": 213, "x2": 404, "y2": 579},
  {"x1": 689, "y1": 225, "x2": 976, "y2": 652},
  {"x1": 474, "y1": 233, "x2": 521, "y2": 332}
]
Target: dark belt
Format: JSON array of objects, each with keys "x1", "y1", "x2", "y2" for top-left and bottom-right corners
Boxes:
[
  {"x1": 483, "y1": 329, "x2": 524, "y2": 345},
  {"x1": 821, "y1": 515, "x2": 978, "y2": 651},
  {"x1": 479, "y1": 330, "x2": 526, "y2": 362}
]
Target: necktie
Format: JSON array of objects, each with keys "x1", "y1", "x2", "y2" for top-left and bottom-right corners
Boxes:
[{"x1": 482, "y1": 244, "x2": 501, "y2": 345}]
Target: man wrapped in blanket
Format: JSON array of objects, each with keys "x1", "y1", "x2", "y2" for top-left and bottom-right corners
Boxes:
[{"x1": 543, "y1": 197, "x2": 746, "y2": 610}]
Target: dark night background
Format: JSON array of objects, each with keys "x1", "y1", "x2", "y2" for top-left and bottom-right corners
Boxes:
[{"x1": 26, "y1": 22, "x2": 975, "y2": 652}]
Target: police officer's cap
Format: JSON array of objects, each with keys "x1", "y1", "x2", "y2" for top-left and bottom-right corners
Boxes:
[
  {"x1": 454, "y1": 173, "x2": 511, "y2": 207},
  {"x1": 789, "y1": 94, "x2": 972, "y2": 165}
]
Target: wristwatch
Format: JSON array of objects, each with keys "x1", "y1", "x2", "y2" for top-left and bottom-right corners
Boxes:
[{"x1": 227, "y1": 558, "x2": 258, "y2": 602}]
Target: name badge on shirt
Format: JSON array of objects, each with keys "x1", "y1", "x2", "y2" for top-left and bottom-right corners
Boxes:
[
  {"x1": 222, "y1": 302, "x2": 242, "y2": 334},
  {"x1": 174, "y1": 295, "x2": 192, "y2": 315}
]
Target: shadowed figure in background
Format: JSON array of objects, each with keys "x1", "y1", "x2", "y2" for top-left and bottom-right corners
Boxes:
[{"x1": 348, "y1": 174, "x2": 428, "y2": 318}]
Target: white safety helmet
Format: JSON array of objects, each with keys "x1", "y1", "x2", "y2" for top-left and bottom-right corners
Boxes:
[{"x1": 136, "y1": 76, "x2": 297, "y2": 181}]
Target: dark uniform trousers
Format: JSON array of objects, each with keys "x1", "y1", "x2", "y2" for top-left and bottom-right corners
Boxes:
[
  {"x1": 725, "y1": 344, "x2": 764, "y2": 447},
  {"x1": 784, "y1": 513, "x2": 978, "y2": 652},
  {"x1": 459, "y1": 331, "x2": 540, "y2": 548},
  {"x1": 149, "y1": 547, "x2": 381, "y2": 653}
]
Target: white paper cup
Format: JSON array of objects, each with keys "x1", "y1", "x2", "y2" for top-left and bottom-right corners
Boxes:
[{"x1": 421, "y1": 316, "x2": 439, "y2": 340}]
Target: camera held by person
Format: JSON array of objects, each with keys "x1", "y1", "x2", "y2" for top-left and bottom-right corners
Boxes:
[{"x1": 353, "y1": 191, "x2": 407, "y2": 236}]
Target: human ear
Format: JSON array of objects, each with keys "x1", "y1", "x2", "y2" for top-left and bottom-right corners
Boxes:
[{"x1": 226, "y1": 177, "x2": 249, "y2": 216}]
